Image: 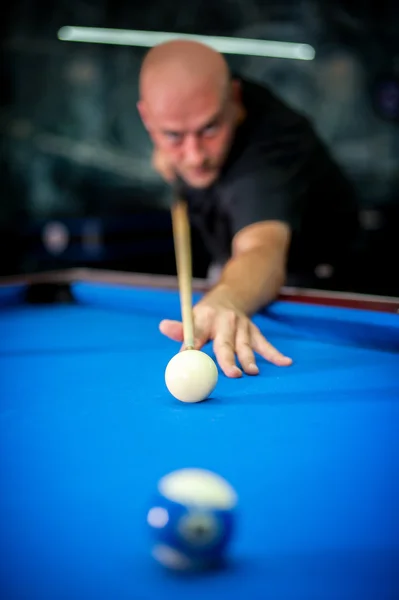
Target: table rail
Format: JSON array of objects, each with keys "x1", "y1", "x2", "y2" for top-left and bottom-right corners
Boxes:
[{"x1": 1, "y1": 268, "x2": 398, "y2": 313}]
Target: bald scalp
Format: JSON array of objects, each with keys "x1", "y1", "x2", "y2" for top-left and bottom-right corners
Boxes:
[{"x1": 139, "y1": 40, "x2": 231, "y2": 107}]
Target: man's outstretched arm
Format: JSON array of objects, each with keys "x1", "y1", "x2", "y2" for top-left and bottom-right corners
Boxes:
[{"x1": 205, "y1": 219, "x2": 291, "y2": 315}]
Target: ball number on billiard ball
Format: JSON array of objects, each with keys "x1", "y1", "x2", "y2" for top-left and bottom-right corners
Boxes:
[
  {"x1": 165, "y1": 349, "x2": 218, "y2": 403},
  {"x1": 147, "y1": 468, "x2": 237, "y2": 571}
]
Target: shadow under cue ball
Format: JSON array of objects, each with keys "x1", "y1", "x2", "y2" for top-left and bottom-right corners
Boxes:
[
  {"x1": 165, "y1": 349, "x2": 218, "y2": 403},
  {"x1": 147, "y1": 468, "x2": 238, "y2": 571}
]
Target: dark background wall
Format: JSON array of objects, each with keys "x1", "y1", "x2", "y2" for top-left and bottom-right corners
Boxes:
[{"x1": 1, "y1": 1, "x2": 398, "y2": 294}]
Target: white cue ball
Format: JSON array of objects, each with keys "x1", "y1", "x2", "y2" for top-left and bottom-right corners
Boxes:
[{"x1": 165, "y1": 349, "x2": 218, "y2": 403}]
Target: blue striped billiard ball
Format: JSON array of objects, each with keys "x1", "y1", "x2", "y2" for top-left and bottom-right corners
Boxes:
[{"x1": 147, "y1": 468, "x2": 237, "y2": 571}]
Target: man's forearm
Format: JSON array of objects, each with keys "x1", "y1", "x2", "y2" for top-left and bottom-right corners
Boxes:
[{"x1": 203, "y1": 248, "x2": 286, "y2": 315}]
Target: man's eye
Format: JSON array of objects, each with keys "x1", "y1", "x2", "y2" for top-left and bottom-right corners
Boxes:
[
  {"x1": 165, "y1": 133, "x2": 182, "y2": 143},
  {"x1": 203, "y1": 123, "x2": 219, "y2": 136}
]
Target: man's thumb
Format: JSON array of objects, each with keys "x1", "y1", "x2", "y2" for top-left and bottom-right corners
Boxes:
[{"x1": 159, "y1": 319, "x2": 184, "y2": 342}]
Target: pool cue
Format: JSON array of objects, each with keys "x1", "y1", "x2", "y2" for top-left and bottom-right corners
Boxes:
[{"x1": 171, "y1": 194, "x2": 195, "y2": 351}]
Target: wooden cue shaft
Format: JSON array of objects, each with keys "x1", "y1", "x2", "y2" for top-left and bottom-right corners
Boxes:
[{"x1": 171, "y1": 198, "x2": 195, "y2": 350}]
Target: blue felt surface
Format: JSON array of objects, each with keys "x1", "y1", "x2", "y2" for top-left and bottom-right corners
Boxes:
[{"x1": 0, "y1": 283, "x2": 398, "y2": 600}]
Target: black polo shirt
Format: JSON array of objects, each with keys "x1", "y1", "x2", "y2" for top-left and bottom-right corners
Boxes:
[{"x1": 178, "y1": 76, "x2": 359, "y2": 271}]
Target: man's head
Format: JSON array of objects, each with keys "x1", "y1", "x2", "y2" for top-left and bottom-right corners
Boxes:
[{"x1": 137, "y1": 40, "x2": 244, "y2": 188}]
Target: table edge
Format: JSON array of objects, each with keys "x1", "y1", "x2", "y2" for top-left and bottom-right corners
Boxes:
[{"x1": 1, "y1": 268, "x2": 398, "y2": 313}]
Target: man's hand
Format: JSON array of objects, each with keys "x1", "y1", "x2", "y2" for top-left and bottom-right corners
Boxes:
[
  {"x1": 159, "y1": 293, "x2": 292, "y2": 378},
  {"x1": 152, "y1": 148, "x2": 175, "y2": 183}
]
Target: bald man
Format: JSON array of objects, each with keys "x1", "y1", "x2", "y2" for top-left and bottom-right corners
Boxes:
[{"x1": 137, "y1": 40, "x2": 359, "y2": 378}]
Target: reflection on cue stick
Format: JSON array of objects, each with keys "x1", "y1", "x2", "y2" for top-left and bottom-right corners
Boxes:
[{"x1": 171, "y1": 196, "x2": 195, "y2": 351}]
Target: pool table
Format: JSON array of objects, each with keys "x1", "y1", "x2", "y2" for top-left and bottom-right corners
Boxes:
[{"x1": 1, "y1": 268, "x2": 398, "y2": 600}]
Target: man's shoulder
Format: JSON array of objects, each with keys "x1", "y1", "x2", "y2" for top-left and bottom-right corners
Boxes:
[
  {"x1": 223, "y1": 76, "x2": 330, "y2": 182},
  {"x1": 238, "y1": 76, "x2": 312, "y2": 131}
]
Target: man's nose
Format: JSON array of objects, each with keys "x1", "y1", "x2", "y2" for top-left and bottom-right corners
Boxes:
[{"x1": 183, "y1": 134, "x2": 205, "y2": 165}]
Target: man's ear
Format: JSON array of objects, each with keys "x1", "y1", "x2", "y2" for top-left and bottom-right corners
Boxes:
[
  {"x1": 231, "y1": 79, "x2": 245, "y2": 124},
  {"x1": 231, "y1": 78, "x2": 242, "y2": 104}
]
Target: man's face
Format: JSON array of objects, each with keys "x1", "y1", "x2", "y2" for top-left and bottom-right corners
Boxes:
[{"x1": 140, "y1": 82, "x2": 240, "y2": 188}]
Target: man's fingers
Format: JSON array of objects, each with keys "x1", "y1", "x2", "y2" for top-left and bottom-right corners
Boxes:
[
  {"x1": 251, "y1": 325, "x2": 292, "y2": 366},
  {"x1": 192, "y1": 307, "x2": 213, "y2": 350},
  {"x1": 213, "y1": 310, "x2": 242, "y2": 378},
  {"x1": 161, "y1": 310, "x2": 292, "y2": 377},
  {"x1": 235, "y1": 320, "x2": 259, "y2": 375}
]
